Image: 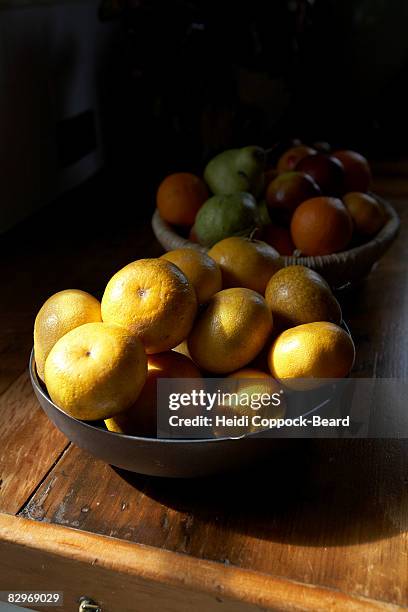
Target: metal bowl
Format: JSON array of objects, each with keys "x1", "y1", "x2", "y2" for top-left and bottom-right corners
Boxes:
[
  {"x1": 29, "y1": 351, "x2": 285, "y2": 478},
  {"x1": 29, "y1": 350, "x2": 341, "y2": 478}
]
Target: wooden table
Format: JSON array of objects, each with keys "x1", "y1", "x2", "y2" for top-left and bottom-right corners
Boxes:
[{"x1": 0, "y1": 175, "x2": 407, "y2": 611}]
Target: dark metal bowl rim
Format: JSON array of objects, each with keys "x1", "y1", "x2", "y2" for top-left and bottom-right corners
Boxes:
[
  {"x1": 30, "y1": 319, "x2": 351, "y2": 447},
  {"x1": 30, "y1": 349, "x2": 257, "y2": 445}
]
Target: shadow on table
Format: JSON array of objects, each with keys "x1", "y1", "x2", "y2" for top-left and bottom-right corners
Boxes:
[{"x1": 114, "y1": 438, "x2": 408, "y2": 547}]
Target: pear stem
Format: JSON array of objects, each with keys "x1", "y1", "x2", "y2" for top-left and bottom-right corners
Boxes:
[{"x1": 249, "y1": 227, "x2": 258, "y2": 241}]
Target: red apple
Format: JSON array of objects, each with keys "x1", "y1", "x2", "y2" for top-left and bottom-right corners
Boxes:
[
  {"x1": 188, "y1": 226, "x2": 199, "y2": 243},
  {"x1": 295, "y1": 153, "x2": 345, "y2": 196},
  {"x1": 332, "y1": 150, "x2": 372, "y2": 192},
  {"x1": 277, "y1": 145, "x2": 317, "y2": 173},
  {"x1": 265, "y1": 171, "x2": 321, "y2": 223}
]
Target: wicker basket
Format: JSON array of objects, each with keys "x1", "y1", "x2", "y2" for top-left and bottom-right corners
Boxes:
[{"x1": 152, "y1": 196, "x2": 400, "y2": 288}]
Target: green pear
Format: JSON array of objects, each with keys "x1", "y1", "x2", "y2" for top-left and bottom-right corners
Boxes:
[
  {"x1": 204, "y1": 146, "x2": 265, "y2": 197},
  {"x1": 194, "y1": 192, "x2": 259, "y2": 248}
]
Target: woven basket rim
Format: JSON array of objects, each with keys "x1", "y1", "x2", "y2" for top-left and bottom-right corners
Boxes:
[{"x1": 152, "y1": 194, "x2": 400, "y2": 265}]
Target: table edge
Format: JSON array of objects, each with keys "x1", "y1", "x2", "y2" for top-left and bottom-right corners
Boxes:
[{"x1": 0, "y1": 512, "x2": 400, "y2": 611}]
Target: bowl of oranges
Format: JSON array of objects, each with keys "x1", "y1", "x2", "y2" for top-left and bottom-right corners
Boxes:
[
  {"x1": 31, "y1": 244, "x2": 355, "y2": 477},
  {"x1": 152, "y1": 144, "x2": 400, "y2": 287}
]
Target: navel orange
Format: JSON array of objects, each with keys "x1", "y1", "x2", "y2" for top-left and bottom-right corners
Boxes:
[
  {"x1": 101, "y1": 258, "x2": 197, "y2": 353},
  {"x1": 34, "y1": 289, "x2": 102, "y2": 381},
  {"x1": 188, "y1": 288, "x2": 273, "y2": 374},
  {"x1": 290, "y1": 197, "x2": 353, "y2": 255},
  {"x1": 157, "y1": 172, "x2": 209, "y2": 226},
  {"x1": 105, "y1": 351, "x2": 201, "y2": 437},
  {"x1": 208, "y1": 236, "x2": 282, "y2": 295},
  {"x1": 161, "y1": 248, "x2": 222, "y2": 304},
  {"x1": 268, "y1": 321, "x2": 355, "y2": 390},
  {"x1": 212, "y1": 368, "x2": 286, "y2": 437},
  {"x1": 44, "y1": 322, "x2": 147, "y2": 420}
]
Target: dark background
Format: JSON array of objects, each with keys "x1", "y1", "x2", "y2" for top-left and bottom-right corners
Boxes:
[
  {"x1": 1, "y1": 0, "x2": 408, "y2": 241},
  {"x1": 98, "y1": 0, "x2": 408, "y2": 206}
]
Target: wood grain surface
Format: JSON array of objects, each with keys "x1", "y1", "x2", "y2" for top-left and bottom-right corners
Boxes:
[
  {"x1": 0, "y1": 373, "x2": 68, "y2": 515},
  {"x1": 0, "y1": 179, "x2": 407, "y2": 609},
  {"x1": 18, "y1": 439, "x2": 408, "y2": 607},
  {"x1": 0, "y1": 513, "x2": 400, "y2": 612}
]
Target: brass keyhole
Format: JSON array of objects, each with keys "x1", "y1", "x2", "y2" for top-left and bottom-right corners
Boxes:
[{"x1": 79, "y1": 596, "x2": 102, "y2": 612}]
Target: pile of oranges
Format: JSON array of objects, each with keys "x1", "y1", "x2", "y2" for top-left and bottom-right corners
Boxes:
[
  {"x1": 34, "y1": 237, "x2": 355, "y2": 438},
  {"x1": 33, "y1": 140, "x2": 374, "y2": 440}
]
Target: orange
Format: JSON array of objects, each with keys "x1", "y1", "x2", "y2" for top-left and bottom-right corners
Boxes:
[
  {"x1": 208, "y1": 236, "x2": 282, "y2": 295},
  {"x1": 101, "y1": 258, "x2": 197, "y2": 354},
  {"x1": 188, "y1": 288, "x2": 273, "y2": 374},
  {"x1": 262, "y1": 224, "x2": 295, "y2": 255},
  {"x1": 227, "y1": 368, "x2": 286, "y2": 417},
  {"x1": 157, "y1": 172, "x2": 209, "y2": 226},
  {"x1": 105, "y1": 351, "x2": 201, "y2": 437},
  {"x1": 44, "y1": 322, "x2": 147, "y2": 420},
  {"x1": 268, "y1": 322, "x2": 355, "y2": 390},
  {"x1": 264, "y1": 265, "x2": 342, "y2": 330},
  {"x1": 343, "y1": 192, "x2": 385, "y2": 236},
  {"x1": 160, "y1": 248, "x2": 222, "y2": 304},
  {"x1": 34, "y1": 289, "x2": 102, "y2": 381},
  {"x1": 212, "y1": 368, "x2": 285, "y2": 437},
  {"x1": 277, "y1": 145, "x2": 316, "y2": 173},
  {"x1": 227, "y1": 368, "x2": 284, "y2": 409},
  {"x1": 290, "y1": 196, "x2": 353, "y2": 255},
  {"x1": 228, "y1": 367, "x2": 276, "y2": 381}
]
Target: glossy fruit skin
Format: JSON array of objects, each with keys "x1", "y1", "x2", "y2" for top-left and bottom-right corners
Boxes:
[
  {"x1": 268, "y1": 321, "x2": 355, "y2": 390},
  {"x1": 226, "y1": 367, "x2": 284, "y2": 416},
  {"x1": 296, "y1": 153, "x2": 345, "y2": 196},
  {"x1": 343, "y1": 192, "x2": 385, "y2": 236},
  {"x1": 212, "y1": 368, "x2": 286, "y2": 437},
  {"x1": 277, "y1": 145, "x2": 316, "y2": 173},
  {"x1": 265, "y1": 265, "x2": 342, "y2": 330},
  {"x1": 157, "y1": 172, "x2": 209, "y2": 226},
  {"x1": 188, "y1": 288, "x2": 273, "y2": 374},
  {"x1": 262, "y1": 224, "x2": 295, "y2": 255},
  {"x1": 105, "y1": 351, "x2": 201, "y2": 437},
  {"x1": 290, "y1": 196, "x2": 353, "y2": 256},
  {"x1": 265, "y1": 171, "x2": 321, "y2": 222},
  {"x1": 161, "y1": 248, "x2": 222, "y2": 304},
  {"x1": 34, "y1": 289, "x2": 102, "y2": 382},
  {"x1": 44, "y1": 322, "x2": 147, "y2": 421},
  {"x1": 208, "y1": 236, "x2": 282, "y2": 295},
  {"x1": 101, "y1": 258, "x2": 197, "y2": 354},
  {"x1": 332, "y1": 150, "x2": 372, "y2": 193}
]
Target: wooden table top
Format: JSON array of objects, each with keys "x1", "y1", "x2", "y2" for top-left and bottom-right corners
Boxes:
[{"x1": 0, "y1": 175, "x2": 407, "y2": 611}]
